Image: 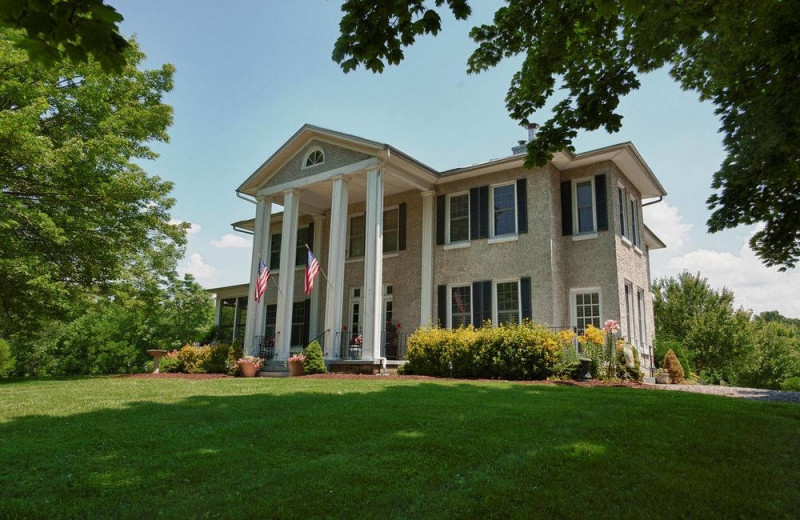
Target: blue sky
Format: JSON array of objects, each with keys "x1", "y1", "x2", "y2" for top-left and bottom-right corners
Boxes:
[{"x1": 117, "y1": 0, "x2": 799, "y2": 317}]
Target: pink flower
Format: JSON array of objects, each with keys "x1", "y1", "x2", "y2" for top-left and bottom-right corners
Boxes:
[
  {"x1": 603, "y1": 319, "x2": 620, "y2": 334},
  {"x1": 396, "y1": 323, "x2": 401, "y2": 329}
]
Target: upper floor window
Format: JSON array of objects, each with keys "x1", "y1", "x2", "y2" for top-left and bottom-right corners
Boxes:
[
  {"x1": 491, "y1": 183, "x2": 517, "y2": 237},
  {"x1": 447, "y1": 193, "x2": 470, "y2": 243},
  {"x1": 348, "y1": 207, "x2": 401, "y2": 258},
  {"x1": 573, "y1": 178, "x2": 596, "y2": 235},
  {"x1": 269, "y1": 226, "x2": 311, "y2": 270},
  {"x1": 618, "y1": 185, "x2": 629, "y2": 239},
  {"x1": 628, "y1": 196, "x2": 641, "y2": 248},
  {"x1": 303, "y1": 148, "x2": 324, "y2": 168}
]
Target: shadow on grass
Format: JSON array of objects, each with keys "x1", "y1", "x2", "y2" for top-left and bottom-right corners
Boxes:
[{"x1": 0, "y1": 381, "x2": 798, "y2": 519}]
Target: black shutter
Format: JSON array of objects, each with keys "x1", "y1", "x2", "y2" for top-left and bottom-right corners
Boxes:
[
  {"x1": 398, "y1": 203, "x2": 407, "y2": 250},
  {"x1": 595, "y1": 174, "x2": 608, "y2": 231},
  {"x1": 479, "y1": 186, "x2": 489, "y2": 239},
  {"x1": 303, "y1": 299, "x2": 311, "y2": 346},
  {"x1": 520, "y1": 277, "x2": 532, "y2": 321},
  {"x1": 307, "y1": 222, "x2": 314, "y2": 251},
  {"x1": 437, "y1": 285, "x2": 447, "y2": 327},
  {"x1": 436, "y1": 195, "x2": 445, "y2": 245},
  {"x1": 469, "y1": 188, "x2": 480, "y2": 240},
  {"x1": 516, "y1": 178, "x2": 528, "y2": 233},
  {"x1": 481, "y1": 280, "x2": 492, "y2": 325},
  {"x1": 560, "y1": 181, "x2": 572, "y2": 236},
  {"x1": 472, "y1": 281, "x2": 482, "y2": 325}
]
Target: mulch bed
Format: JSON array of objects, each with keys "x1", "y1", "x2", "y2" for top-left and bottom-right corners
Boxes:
[
  {"x1": 123, "y1": 372, "x2": 645, "y2": 388},
  {"x1": 123, "y1": 373, "x2": 230, "y2": 380}
]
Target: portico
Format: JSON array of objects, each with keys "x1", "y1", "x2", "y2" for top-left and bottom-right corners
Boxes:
[{"x1": 237, "y1": 125, "x2": 438, "y2": 365}]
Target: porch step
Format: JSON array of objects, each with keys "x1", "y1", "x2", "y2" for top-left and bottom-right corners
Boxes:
[
  {"x1": 259, "y1": 369, "x2": 289, "y2": 378},
  {"x1": 643, "y1": 376, "x2": 656, "y2": 385}
]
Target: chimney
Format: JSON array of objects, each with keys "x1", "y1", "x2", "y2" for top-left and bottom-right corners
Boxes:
[
  {"x1": 527, "y1": 123, "x2": 540, "y2": 142},
  {"x1": 512, "y1": 123, "x2": 539, "y2": 155}
]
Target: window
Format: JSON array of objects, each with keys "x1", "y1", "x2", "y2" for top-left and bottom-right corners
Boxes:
[
  {"x1": 303, "y1": 148, "x2": 324, "y2": 168},
  {"x1": 574, "y1": 179, "x2": 596, "y2": 235},
  {"x1": 618, "y1": 185, "x2": 628, "y2": 239},
  {"x1": 491, "y1": 183, "x2": 517, "y2": 237},
  {"x1": 269, "y1": 226, "x2": 311, "y2": 270},
  {"x1": 572, "y1": 290, "x2": 601, "y2": 334},
  {"x1": 235, "y1": 296, "x2": 248, "y2": 342},
  {"x1": 447, "y1": 193, "x2": 470, "y2": 243},
  {"x1": 290, "y1": 301, "x2": 306, "y2": 347},
  {"x1": 449, "y1": 285, "x2": 472, "y2": 328},
  {"x1": 349, "y1": 287, "x2": 362, "y2": 334},
  {"x1": 264, "y1": 304, "x2": 277, "y2": 339},
  {"x1": 348, "y1": 208, "x2": 401, "y2": 257},
  {"x1": 495, "y1": 281, "x2": 520, "y2": 325},
  {"x1": 624, "y1": 282, "x2": 634, "y2": 343},
  {"x1": 629, "y1": 197, "x2": 640, "y2": 248},
  {"x1": 383, "y1": 207, "x2": 399, "y2": 253},
  {"x1": 348, "y1": 215, "x2": 365, "y2": 258},
  {"x1": 637, "y1": 288, "x2": 646, "y2": 348},
  {"x1": 218, "y1": 298, "x2": 236, "y2": 342}
]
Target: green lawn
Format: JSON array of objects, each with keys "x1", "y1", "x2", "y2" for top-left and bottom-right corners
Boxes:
[{"x1": 0, "y1": 377, "x2": 798, "y2": 519}]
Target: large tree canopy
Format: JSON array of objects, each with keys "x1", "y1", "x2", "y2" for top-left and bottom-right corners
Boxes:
[
  {"x1": 0, "y1": 27, "x2": 182, "y2": 334},
  {"x1": 334, "y1": 0, "x2": 800, "y2": 269},
  {"x1": 0, "y1": 0, "x2": 128, "y2": 71}
]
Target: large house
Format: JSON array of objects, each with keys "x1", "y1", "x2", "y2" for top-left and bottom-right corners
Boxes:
[{"x1": 208, "y1": 124, "x2": 666, "y2": 372}]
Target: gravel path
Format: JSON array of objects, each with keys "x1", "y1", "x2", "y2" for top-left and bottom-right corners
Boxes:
[{"x1": 648, "y1": 383, "x2": 800, "y2": 404}]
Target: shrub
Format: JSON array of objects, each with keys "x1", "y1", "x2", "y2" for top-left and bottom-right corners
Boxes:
[
  {"x1": 226, "y1": 342, "x2": 244, "y2": 376},
  {"x1": 203, "y1": 343, "x2": 231, "y2": 373},
  {"x1": 663, "y1": 349, "x2": 685, "y2": 384},
  {"x1": 654, "y1": 337, "x2": 692, "y2": 375},
  {"x1": 160, "y1": 350, "x2": 181, "y2": 373},
  {"x1": 781, "y1": 377, "x2": 800, "y2": 392},
  {"x1": 176, "y1": 345, "x2": 210, "y2": 373},
  {"x1": 0, "y1": 339, "x2": 15, "y2": 377},
  {"x1": 304, "y1": 341, "x2": 327, "y2": 374},
  {"x1": 405, "y1": 322, "x2": 562, "y2": 380}
]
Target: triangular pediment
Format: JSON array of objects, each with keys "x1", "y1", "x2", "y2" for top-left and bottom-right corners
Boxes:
[{"x1": 262, "y1": 139, "x2": 373, "y2": 190}]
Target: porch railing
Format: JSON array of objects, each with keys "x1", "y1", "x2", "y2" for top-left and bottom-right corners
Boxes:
[
  {"x1": 254, "y1": 333, "x2": 278, "y2": 361},
  {"x1": 332, "y1": 331, "x2": 410, "y2": 361},
  {"x1": 380, "y1": 331, "x2": 411, "y2": 360}
]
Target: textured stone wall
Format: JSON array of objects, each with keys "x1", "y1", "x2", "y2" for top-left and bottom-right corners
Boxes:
[{"x1": 263, "y1": 139, "x2": 372, "y2": 189}]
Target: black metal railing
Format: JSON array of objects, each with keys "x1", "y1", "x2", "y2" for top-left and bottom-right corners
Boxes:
[
  {"x1": 380, "y1": 331, "x2": 411, "y2": 360},
  {"x1": 254, "y1": 333, "x2": 277, "y2": 361},
  {"x1": 335, "y1": 331, "x2": 365, "y2": 360}
]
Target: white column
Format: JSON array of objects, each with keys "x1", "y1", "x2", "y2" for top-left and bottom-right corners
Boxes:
[
  {"x1": 363, "y1": 169, "x2": 384, "y2": 362},
  {"x1": 420, "y1": 190, "x2": 435, "y2": 327},
  {"x1": 244, "y1": 197, "x2": 272, "y2": 355},
  {"x1": 323, "y1": 176, "x2": 350, "y2": 358},
  {"x1": 275, "y1": 189, "x2": 300, "y2": 359},
  {"x1": 309, "y1": 214, "x2": 324, "y2": 340}
]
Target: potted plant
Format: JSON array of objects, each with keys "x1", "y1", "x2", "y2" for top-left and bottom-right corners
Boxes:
[
  {"x1": 236, "y1": 356, "x2": 262, "y2": 377},
  {"x1": 349, "y1": 334, "x2": 363, "y2": 359},
  {"x1": 655, "y1": 368, "x2": 670, "y2": 384},
  {"x1": 288, "y1": 353, "x2": 306, "y2": 376}
]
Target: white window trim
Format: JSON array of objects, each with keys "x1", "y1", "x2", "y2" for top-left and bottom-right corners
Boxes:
[
  {"x1": 618, "y1": 184, "x2": 629, "y2": 240},
  {"x1": 445, "y1": 191, "x2": 470, "y2": 245},
  {"x1": 569, "y1": 287, "x2": 603, "y2": 331},
  {"x1": 346, "y1": 212, "x2": 365, "y2": 259},
  {"x1": 572, "y1": 176, "x2": 597, "y2": 236},
  {"x1": 636, "y1": 287, "x2": 646, "y2": 349},
  {"x1": 348, "y1": 287, "x2": 363, "y2": 333},
  {"x1": 492, "y1": 279, "x2": 521, "y2": 325},
  {"x1": 382, "y1": 204, "x2": 401, "y2": 254},
  {"x1": 346, "y1": 206, "x2": 400, "y2": 259},
  {"x1": 489, "y1": 181, "x2": 518, "y2": 238},
  {"x1": 447, "y1": 284, "x2": 472, "y2": 329},
  {"x1": 628, "y1": 195, "x2": 641, "y2": 248},
  {"x1": 624, "y1": 281, "x2": 634, "y2": 344},
  {"x1": 301, "y1": 147, "x2": 325, "y2": 169}
]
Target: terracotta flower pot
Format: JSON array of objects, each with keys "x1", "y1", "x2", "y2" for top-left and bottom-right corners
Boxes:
[
  {"x1": 289, "y1": 362, "x2": 305, "y2": 377},
  {"x1": 240, "y1": 361, "x2": 258, "y2": 377}
]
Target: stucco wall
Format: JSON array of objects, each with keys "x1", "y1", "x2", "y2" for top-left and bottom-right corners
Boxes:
[
  {"x1": 432, "y1": 165, "x2": 557, "y2": 326},
  {"x1": 263, "y1": 139, "x2": 372, "y2": 189}
]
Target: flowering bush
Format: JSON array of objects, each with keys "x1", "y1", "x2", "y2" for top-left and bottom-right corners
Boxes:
[
  {"x1": 288, "y1": 354, "x2": 306, "y2": 365},
  {"x1": 405, "y1": 321, "x2": 563, "y2": 380},
  {"x1": 236, "y1": 355, "x2": 262, "y2": 371},
  {"x1": 579, "y1": 325, "x2": 605, "y2": 346}
]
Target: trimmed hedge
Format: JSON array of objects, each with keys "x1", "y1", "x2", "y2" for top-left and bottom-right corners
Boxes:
[
  {"x1": 404, "y1": 322, "x2": 564, "y2": 380},
  {"x1": 304, "y1": 341, "x2": 327, "y2": 374}
]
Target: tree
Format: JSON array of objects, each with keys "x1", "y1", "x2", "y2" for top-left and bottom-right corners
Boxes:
[
  {"x1": 334, "y1": 0, "x2": 800, "y2": 269},
  {"x1": 0, "y1": 27, "x2": 181, "y2": 338},
  {"x1": 0, "y1": 0, "x2": 128, "y2": 71},
  {"x1": 653, "y1": 271, "x2": 752, "y2": 382}
]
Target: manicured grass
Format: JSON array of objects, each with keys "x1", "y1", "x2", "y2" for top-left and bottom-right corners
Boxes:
[{"x1": 1, "y1": 377, "x2": 798, "y2": 519}]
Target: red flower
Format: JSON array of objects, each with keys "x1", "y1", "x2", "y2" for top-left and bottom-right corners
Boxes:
[{"x1": 396, "y1": 323, "x2": 401, "y2": 329}]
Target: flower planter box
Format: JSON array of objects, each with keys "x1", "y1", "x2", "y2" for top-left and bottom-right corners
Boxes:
[{"x1": 240, "y1": 361, "x2": 259, "y2": 377}]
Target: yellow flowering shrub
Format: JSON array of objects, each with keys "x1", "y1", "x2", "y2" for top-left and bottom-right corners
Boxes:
[
  {"x1": 405, "y1": 321, "x2": 563, "y2": 380},
  {"x1": 579, "y1": 325, "x2": 605, "y2": 346}
]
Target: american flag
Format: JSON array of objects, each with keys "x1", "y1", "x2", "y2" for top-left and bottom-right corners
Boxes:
[
  {"x1": 304, "y1": 248, "x2": 320, "y2": 295},
  {"x1": 254, "y1": 258, "x2": 270, "y2": 302},
  {"x1": 453, "y1": 289, "x2": 466, "y2": 314}
]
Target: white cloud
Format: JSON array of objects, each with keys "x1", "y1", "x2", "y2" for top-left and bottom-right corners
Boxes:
[
  {"x1": 643, "y1": 202, "x2": 692, "y2": 250},
  {"x1": 169, "y1": 219, "x2": 202, "y2": 235},
  {"x1": 211, "y1": 233, "x2": 251, "y2": 249},
  {"x1": 662, "y1": 237, "x2": 800, "y2": 318},
  {"x1": 179, "y1": 253, "x2": 219, "y2": 286}
]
